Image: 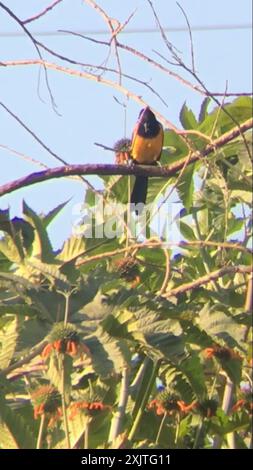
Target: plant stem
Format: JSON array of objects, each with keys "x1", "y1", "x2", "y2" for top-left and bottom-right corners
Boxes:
[
  {"x1": 193, "y1": 210, "x2": 219, "y2": 292},
  {"x1": 193, "y1": 420, "x2": 204, "y2": 449},
  {"x1": 128, "y1": 360, "x2": 160, "y2": 442},
  {"x1": 129, "y1": 357, "x2": 149, "y2": 393},
  {"x1": 61, "y1": 355, "x2": 71, "y2": 448},
  {"x1": 108, "y1": 367, "x2": 129, "y2": 442},
  {"x1": 36, "y1": 413, "x2": 46, "y2": 449},
  {"x1": 155, "y1": 412, "x2": 167, "y2": 445},
  {"x1": 84, "y1": 418, "x2": 91, "y2": 449},
  {"x1": 174, "y1": 413, "x2": 181, "y2": 445},
  {"x1": 126, "y1": 175, "x2": 131, "y2": 249},
  {"x1": 209, "y1": 370, "x2": 219, "y2": 398},
  {"x1": 213, "y1": 373, "x2": 234, "y2": 449},
  {"x1": 63, "y1": 293, "x2": 70, "y2": 326}
]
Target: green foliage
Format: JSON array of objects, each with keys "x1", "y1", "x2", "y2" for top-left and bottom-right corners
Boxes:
[{"x1": 0, "y1": 97, "x2": 252, "y2": 449}]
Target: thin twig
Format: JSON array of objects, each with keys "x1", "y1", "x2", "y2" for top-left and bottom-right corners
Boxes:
[
  {"x1": 176, "y1": 2, "x2": 195, "y2": 73},
  {"x1": 60, "y1": 29, "x2": 253, "y2": 98},
  {"x1": 84, "y1": 0, "x2": 125, "y2": 86},
  {"x1": 61, "y1": 29, "x2": 206, "y2": 95},
  {"x1": 146, "y1": 0, "x2": 252, "y2": 159},
  {"x1": 157, "y1": 249, "x2": 171, "y2": 295},
  {"x1": 33, "y1": 41, "x2": 168, "y2": 106},
  {"x1": 0, "y1": 2, "x2": 57, "y2": 112},
  {"x1": 0, "y1": 143, "x2": 48, "y2": 169},
  {"x1": 94, "y1": 142, "x2": 115, "y2": 152},
  {"x1": 2, "y1": 60, "x2": 176, "y2": 129},
  {"x1": 23, "y1": 0, "x2": 63, "y2": 25},
  {"x1": 147, "y1": 0, "x2": 181, "y2": 63},
  {"x1": 0, "y1": 100, "x2": 95, "y2": 191},
  {"x1": 0, "y1": 101, "x2": 67, "y2": 164}
]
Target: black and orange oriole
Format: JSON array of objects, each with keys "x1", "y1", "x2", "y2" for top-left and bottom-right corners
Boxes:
[{"x1": 130, "y1": 106, "x2": 164, "y2": 206}]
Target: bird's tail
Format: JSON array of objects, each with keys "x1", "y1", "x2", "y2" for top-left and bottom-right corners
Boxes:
[{"x1": 131, "y1": 175, "x2": 148, "y2": 208}]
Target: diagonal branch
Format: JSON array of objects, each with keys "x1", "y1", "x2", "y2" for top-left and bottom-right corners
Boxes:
[
  {"x1": 22, "y1": 0, "x2": 63, "y2": 24},
  {"x1": 164, "y1": 265, "x2": 252, "y2": 298},
  {"x1": 0, "y1": 2, "x2": 57, "y2": 112},
  {"x1": 0, "y1": 117, "x2": 251, "y2": 197},
  {"x1": 1, "y1": 59, "x2": 177, "y2": 130}
]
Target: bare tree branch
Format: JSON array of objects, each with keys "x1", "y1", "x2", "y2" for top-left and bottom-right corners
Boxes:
[
  {"x1": 0, "y1": 1, "x2": 57, "y2": 112},
  {"x1": 0, "y1": 143, "x2": 48, "y2": 169},
  {"x1": 22, "y1": 0, "x2": 63, "y2": 25},
  {"x1": 164, "y1": 265, "x2": 252, "y2": 298},
  {"x1": 33, "y1": 41, "x2": 168, "y2": 106},
  {"x1": 0, "y1": 101, "x2": 66, "y2": 164},
  {"x1": 76, "y1": 239, "x2": 251, "y2": 268},
  {"x1": 1, "y1": 60, "x2": 177, "y2": 130},
  {"x1": 146, "y1": 0, "x2": 252, "y2": 159},
  {"x1": 0, "y1": 101, "x2": 95, "y2": 190},
  {"x1": 60, "y1": 29, "x2": 253, "y2": 98}
]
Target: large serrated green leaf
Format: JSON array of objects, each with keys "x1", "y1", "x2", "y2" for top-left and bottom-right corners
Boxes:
[
  {"x1": 0, "y1": 315, "x2": 19, "y2": 368},
  {"x1": 0, "y1": 236, "x2": 23, "y2": 264},
  {"x1": 105, "y1": 175, "x2": 130, "y2": 204},
  {"x1": 46, "y1": 353, "x2": 72, "y2": 398},
  {"x1": 22, "y1": 201, "x2": 54, "y2": 262},
  {"x1": 177, "y1": 164, "x2": 195, "y2": 211},
  {"x1": 42, "y1": 200, "x2": 71, "y2": 228},
  {"x1": 57, "y1": 236, "x2": 86, "y2": 263},
  {"x1": 179, "y1": 221, "x2": 196, "y2": 241},
  {"x1": 179, "y1": 354, "x2": 207, "y2": 398},
  {"x1": 163, "y1": 130, "x2": 189, "y2": 163},
  {"x1": 86, "y1": 329, "x2": 131, "y2": 376},
  {"x1": 16, "y1": 259, "x2": 71, "y2": 290},
  {"x1": 180, "y1": 102, "x2": 198, "y2": 130},
  {"x1": 198, "y1": 97, "x2": 211, "y2": 123},
  {"x1": 164, "y1": 364, "x2": 195, "y2": 403},
  {"x1": 198, "y1": 97, "x2": 253, "y2": 135},
  {"x1": 0, "y1": 400, "x2": 35, "y2": 449},
  {"x1": 0, "y1": 303, "x2": 38, "y2": 318},
  {"x1": 0, "y1": 417, "x2": 19, "y2": 449},
  {"x1": 198, "y1": 306, "x2": 245, "y2": 348}
]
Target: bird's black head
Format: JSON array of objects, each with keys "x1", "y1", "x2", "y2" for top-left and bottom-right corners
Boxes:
[{"x1": 137, "y1": 106, "x2": 161, "y2": 138}]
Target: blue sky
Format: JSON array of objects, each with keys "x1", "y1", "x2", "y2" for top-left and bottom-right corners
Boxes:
[{"x1": 0, "y1": 0, "x2": 252, "y2": 248}]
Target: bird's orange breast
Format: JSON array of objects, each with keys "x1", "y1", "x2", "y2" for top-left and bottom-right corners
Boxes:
[{"x1": 131, "y1": 126, "x2": 164, "y2": 164}]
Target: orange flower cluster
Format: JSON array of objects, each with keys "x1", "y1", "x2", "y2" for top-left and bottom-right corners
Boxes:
[
  {"x1": 32, "y1": 385, "x2": 62, "y2": 428},
  {"x1": 148, "y1": 396, "x2": 219, "y2": 419},
  {"x1": 195, "y1": 399, "x2": 218, "y2": 418},
  {"x1": 34, "y1": 403, "x2": 62, "y2": 428},
  {"x1": 41, "y1": 322, "x2": 90, "y2": 361},
  {"x1": 69, "y1": 401, "x2": 111, "y2": 419},
  {"x1": 148, "y1": 398, "x2": 196, "y2": 416},
  {"x1": 42, "y1": 339, "x2": 90, "y2": 359},
  {"x1": 114, "y1": 256, "x2": 141, "y2": 288},
  {"x1": 204, "y1": 346, "x2": 242, "y2": 361},
  {"x1": 232, "y1": 398, "x2": 253, "y2": 415}
]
